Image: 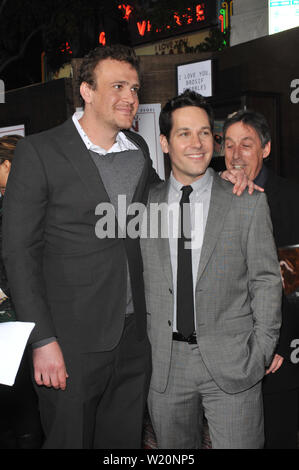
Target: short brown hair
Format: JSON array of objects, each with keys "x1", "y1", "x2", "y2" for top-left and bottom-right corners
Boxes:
[
  {"x1": 159, "y1": 89, "x2": 214, "y2": 141},
  {"x1": 223, "y1": 110, "x2": 271, "y2": 148},
  {"x1": 78, "y1": 44, "x2": 140, "y2": 90},
  {"x1": 0, "y1": 134, "x2": 23, "y2": 164}
]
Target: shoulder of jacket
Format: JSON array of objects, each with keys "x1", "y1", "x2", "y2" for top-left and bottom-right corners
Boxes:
[
  {"x1": 148, "y1": 180, "x2": 168, "y2": 200},
  {"x1": 213, "y1": 171, "x2": 262, "y2": 201},
  {"x1": 24, "y1": 118, "x2": 72, "y2": 145}
]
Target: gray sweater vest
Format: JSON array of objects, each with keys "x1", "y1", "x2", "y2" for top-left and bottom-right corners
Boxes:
[{"x1": 89, "y1": 148, "x2": 144, "y2": 315}]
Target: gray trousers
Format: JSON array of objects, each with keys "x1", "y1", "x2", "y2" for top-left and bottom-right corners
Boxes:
[{"x1": 148, "y1": 340, "x2": 264, "y2": 449}]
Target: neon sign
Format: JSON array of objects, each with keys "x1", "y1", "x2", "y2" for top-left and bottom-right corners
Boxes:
[
  {"x1": 219, "y1": 1, "x2": 233, "y2": 33},
  {"x1": 196, "y1": 4, "x2": 205, "y2": 21},
  {"x1": 98, "y1": 2, "x2": 217, "y2": 47},
  {"x1": 118, "y1": 4, "x2": 133, "y2": 21},
  {"x1": 60, "y1": 42, "x2": 72, "y2": 55},
  {"x1": 137, "y1": 20, "x2": 152, "y2": 36},
  {"x1": 133, "y1": 3, "x2": 207, "y2": 39},
  {"x1": 99, "y1": 32, "x2": 106, "y2": 46}
]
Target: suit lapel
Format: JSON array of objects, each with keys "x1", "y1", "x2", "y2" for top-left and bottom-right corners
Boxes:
[
  {"x1": 58, "y1": 118, "x2": 111, "y2": 204},
  {"x1": 264, "y1": 170, "x2": 280, "y2": 207},
  {"x1": 131, "y1": 155, "x2": 149, "y2": 204},
  {"x1": 153, "y1": 174, "x2": 234, "y2": 288},
  {"x1": 196, "y1": 174, "x2": 233, "y2": 284},
  {"x1": 154, "y1": 181, "x2": 173, "y2": 288}
]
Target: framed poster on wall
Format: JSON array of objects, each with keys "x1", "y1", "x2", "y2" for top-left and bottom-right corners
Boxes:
[
  {"x1": 131, "y1": 103, "x2": 165, "y2": 180},
  {"x1": 176, "y1": 58, "x2": 214, "y2": 97}
]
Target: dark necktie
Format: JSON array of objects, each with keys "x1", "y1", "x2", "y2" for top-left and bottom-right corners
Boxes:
[{"x1": 177, "y1": 185, "x2": 195, "y2": 338}]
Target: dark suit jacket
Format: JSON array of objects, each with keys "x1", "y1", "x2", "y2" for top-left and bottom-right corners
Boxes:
[
  {"x1": 262, "y1": 166, "x2": 299, "y2": 393},
  {"x1": 2, "y1": 118, "x2": 159, "y2": 353}
]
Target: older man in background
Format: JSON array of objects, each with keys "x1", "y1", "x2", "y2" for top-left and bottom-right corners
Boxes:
[{"x1": 223, "y1": 109, "x2": 299, "y2": 448}]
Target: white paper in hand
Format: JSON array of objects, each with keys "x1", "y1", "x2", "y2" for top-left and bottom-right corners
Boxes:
[{"x1": 0, "y1": 321, "x2": 35, "y2": 386}]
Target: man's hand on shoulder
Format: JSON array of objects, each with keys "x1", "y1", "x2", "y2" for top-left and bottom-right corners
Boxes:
[
  {"x1": 221, "y1": 168, "x2": 264, "y2": 196},
  {"x1": 32, "y1": 341, "x2": 69, "y2": 390}
]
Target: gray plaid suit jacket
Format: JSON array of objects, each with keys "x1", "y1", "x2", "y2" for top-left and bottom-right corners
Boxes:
[{"x1": 141, "y1": 170, "x2": 282, "y2": 394}]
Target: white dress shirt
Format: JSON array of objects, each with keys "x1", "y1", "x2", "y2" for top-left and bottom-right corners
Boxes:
[{"x1": 72, "y1": 111, "x2": 138, "y2": 155}]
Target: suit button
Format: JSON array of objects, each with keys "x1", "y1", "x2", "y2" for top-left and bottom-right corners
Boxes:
[
  {"x1": 168, "y1": 320, "x2": 171, "y2": 326},
  {"x1": 169, "y1": 288, "x2": 173, "y2": 294}
]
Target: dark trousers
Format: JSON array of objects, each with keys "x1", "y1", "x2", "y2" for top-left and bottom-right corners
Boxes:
[
  {"x1": 0, "y1": 347, "x2": 43, "y2": 449},
  {"x1": 263, "y1": 388, "x2": 299, "y2": 449},
  {"x1": 34, "y1": 315, "x2": 152, "y2": 449}
]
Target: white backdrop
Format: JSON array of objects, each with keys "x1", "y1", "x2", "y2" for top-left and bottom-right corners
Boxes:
[
  {"x1": 132, "y1": 103, "x2": 165, "y2": 180},
  {"x1": 0, "y1": 124, "x2": 25, "y2": 138}
]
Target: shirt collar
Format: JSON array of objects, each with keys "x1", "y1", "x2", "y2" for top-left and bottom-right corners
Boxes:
[
  {"x1": 72, "y1": 111, "x2": 138, "y2": 155},
  {"x1": 170, "y1": 167, "x2": 213, "y2": 196},
  {"x1": 254, "y1": 164, "x2": 269, "y2": 189}
]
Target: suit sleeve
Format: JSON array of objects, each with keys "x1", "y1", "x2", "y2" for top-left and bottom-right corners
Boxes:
[
  {"x1": 246, "y1": 193, "x2": 282, "y2": 366},
  {"x1": 148, "y1": 163, "x2": 161, "y2": 185},
  {"x1": 2, "y1": 138, "x2": 56, "y2": 343}
]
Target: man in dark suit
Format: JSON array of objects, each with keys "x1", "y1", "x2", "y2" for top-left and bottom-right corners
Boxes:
[
  {"x1": 222, "y1": 109, "x2": 299, "y2": 448},
  {"x1": 2, "y1": 44, "x2": 159, "y2": 449}
]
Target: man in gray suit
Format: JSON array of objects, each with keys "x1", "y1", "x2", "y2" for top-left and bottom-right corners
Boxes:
[{"x1": 141, "y1": 90, "x2": 282, "y2": 449}]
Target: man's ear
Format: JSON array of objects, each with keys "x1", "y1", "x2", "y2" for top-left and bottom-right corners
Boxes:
[
  {"x1": 160, "y1": 134, "x2": 169, "y2": 154},
  {"x1": 262, "y1": 141, "x2": 271, "y2": 159},
  {"x1": 80, "y1": 82, "x2": 93, "y2": 105},
  {"x1": 3, "y1": 160, "x2": 11, "y2": 173}
]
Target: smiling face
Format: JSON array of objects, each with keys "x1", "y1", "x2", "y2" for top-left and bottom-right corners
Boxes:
[
  {"x1": 224, "y1": 122, "x2": 271, "y2": 180},
  {"x1": 160, "y1": 106, "x2": 214, "y2": 185},
  {"x1": 80, "y1": 58, "x2": 140, "y2": 133}
]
